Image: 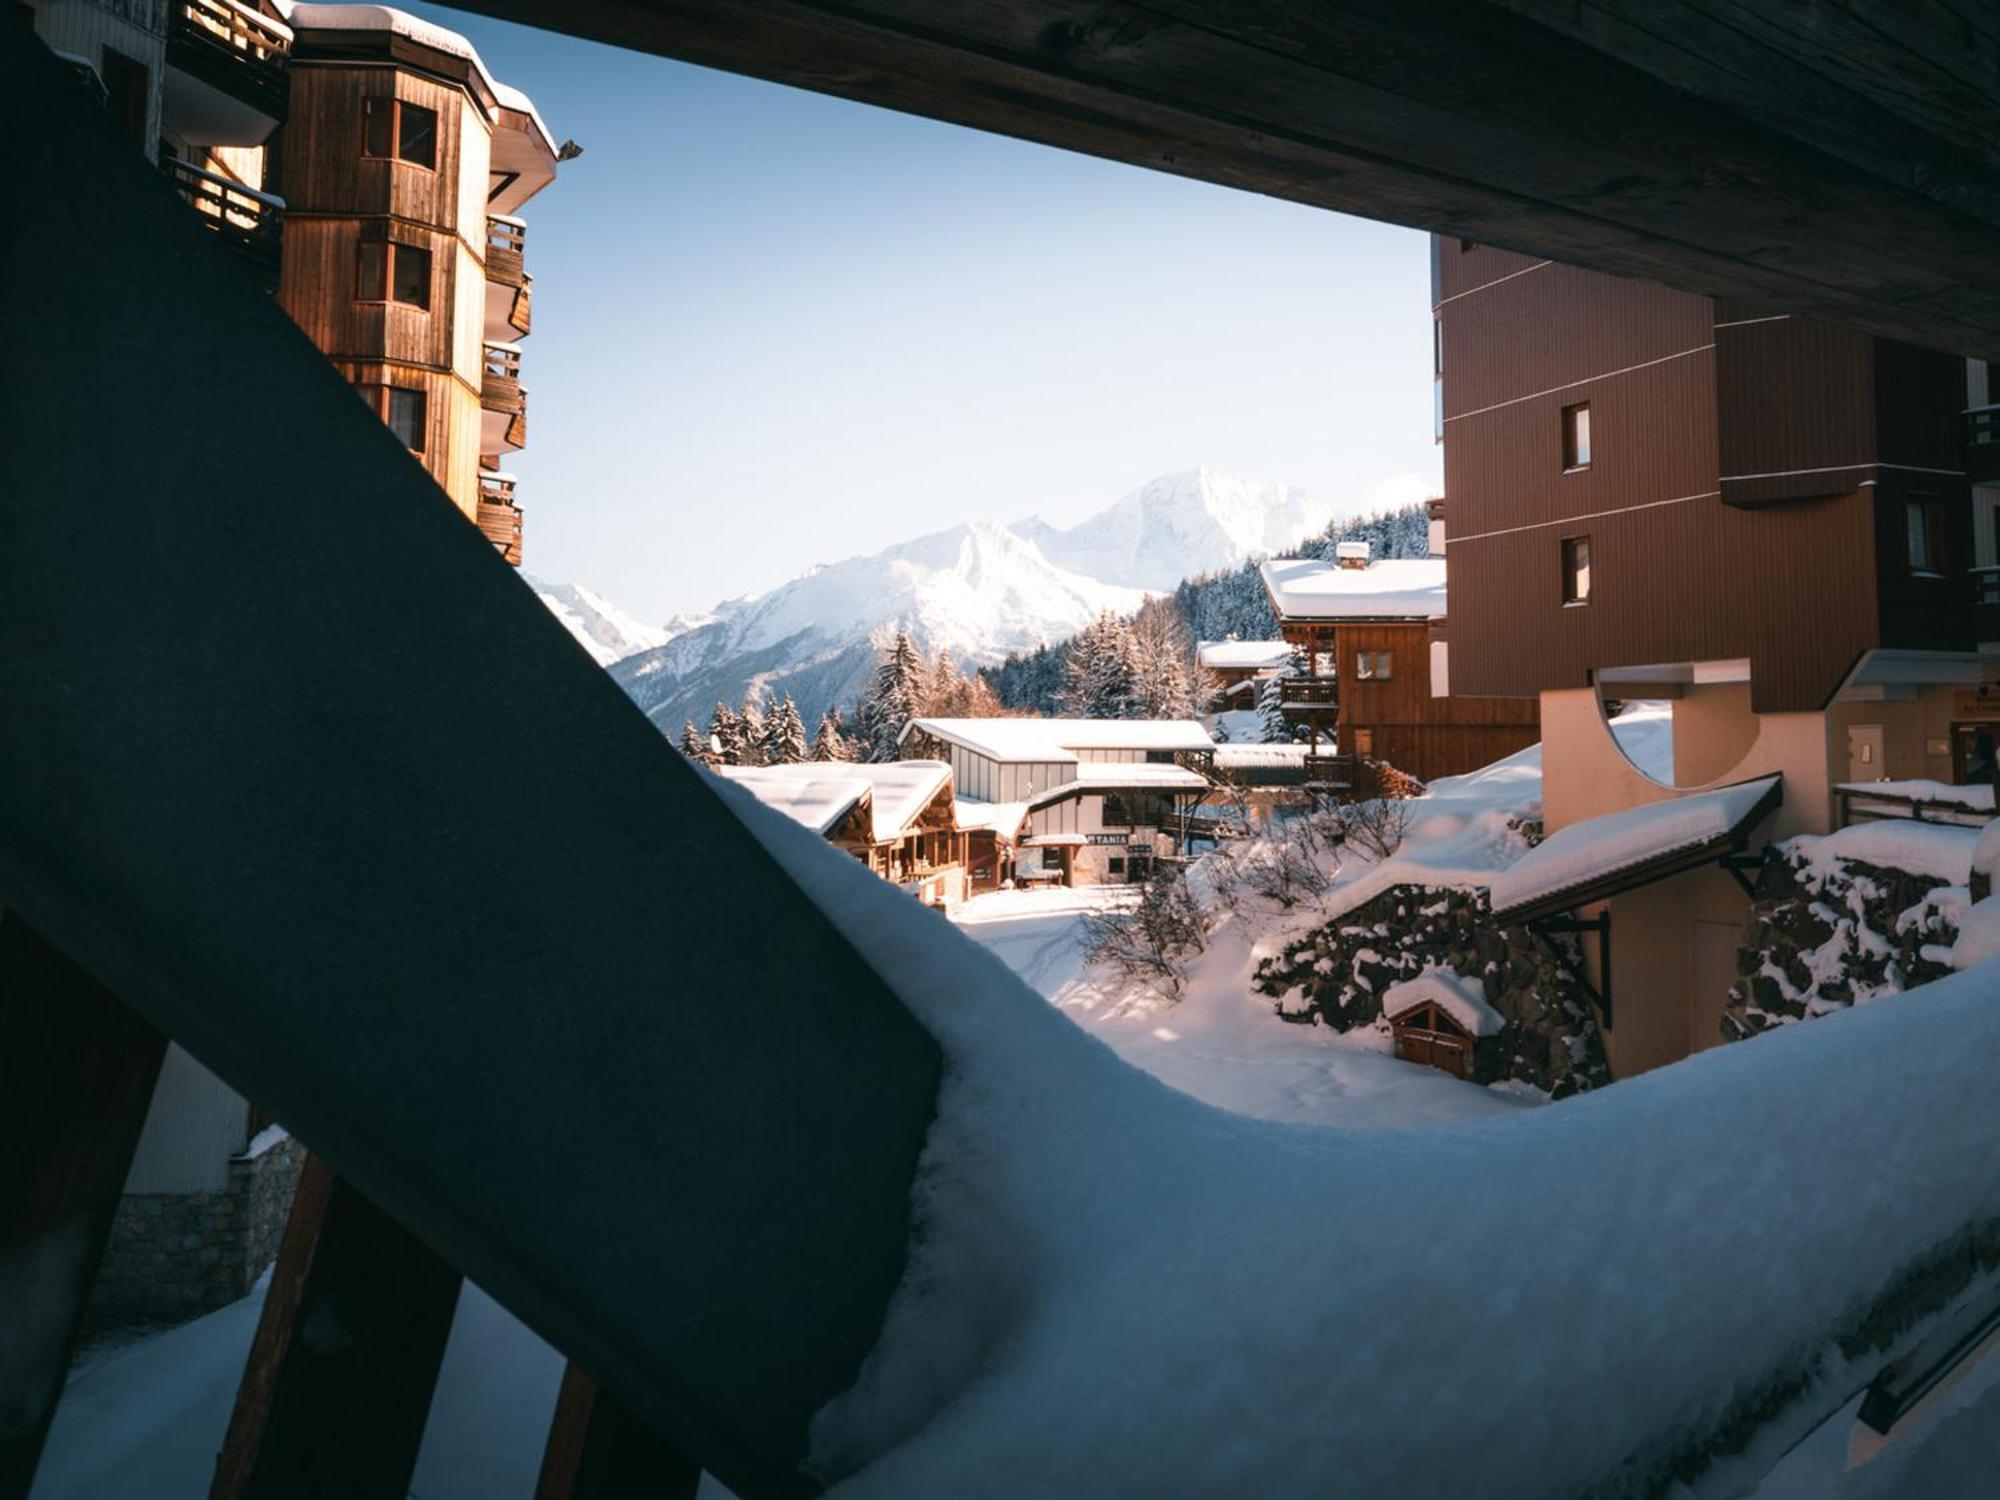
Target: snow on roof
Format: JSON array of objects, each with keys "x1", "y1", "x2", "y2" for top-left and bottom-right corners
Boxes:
[
  {"x1": 1381, "y1": 967, "x2": 1504, "y2": 1037},
  {"x1": 955, "y1": 799, "x2": 1030, "y2": 842},
  {"x1": 1787, "y1": 819, "x2": 1977, "y2": 887},
  {"x1": 1488, "y1": 775, "x2": 1781, "y2": 920},
  {"x1": 1027, "y1": 764, "x2": 1210, "y2": 808},
  {"x1": 1835, "y1": 780, "x2": 1995, "y2": 812},
  {"x1": 715, "y1": 760, "x2": 951, "y2": 844},
  {"x1": 1260, "y1": 556, "x2": 1446, "y2": 621},
  {"x1": 1196, "y1": 640, "x2": 1292, "y2": 671},
  {"x1": 905, "y1": 717, "x2": 1214, "y2": 763},
  {"x1": 1020, "y1": 833, "x2": 1089, "y2": 846},
  {"x1": 1213, "y1": 744, "x2": 1310, "y2": 767}
]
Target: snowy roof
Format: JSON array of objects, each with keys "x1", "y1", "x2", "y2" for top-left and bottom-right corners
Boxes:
[
  {"x1": 954, "y1": 798, "x2": 1030, "y2": 842},
  {"x1": 1213, "y1": 744, "x2": 1310, "y2": 767},
  {"x1": 1027, "y1": 764, "x2": 1210, "y2": 808},
  {"x1": 1382, "y1": 968, "x2": 1505, "y2": 1037},
  {"x1": 1196, "y1": 640, "x2": 1292, "y2": 671},
  {"x1": 1259, "y1": 557, "x2": 1447, "y2": 621},
  {"x1": 904, "y1": 717, "x2": 1214, "y2": 763},
  {"x1": 1787, "y1": 820, "x2": 1977, "y2": 887},
  {"x1": 1488, "y1": 775, "x2": 1782, "y2": 921},
  {"x1": 715, "y1": 760, "x2": 952, "y2": 844}
]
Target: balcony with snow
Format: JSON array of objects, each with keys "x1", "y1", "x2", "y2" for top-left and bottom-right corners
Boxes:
[
  {"x1": 481, "y1": 341, "x2": 526, "y2": 455},
  {"x1": 485, "y1": 215, "x2": 532, "y2": 338},
  {"x1": 476, "y1": 470, "x2": 522, "y2": 566},
  {"x1": 164, "y1": 0, "x2": 290, "y2": 146}
]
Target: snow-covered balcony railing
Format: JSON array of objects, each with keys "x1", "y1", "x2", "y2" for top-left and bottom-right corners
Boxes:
[
  {"x1": 1277, "y1": 677, "x2": 1338, "y2": 707},
  {"x1": 1835, "y1": 778, "x2": 1994, "y2": 830},
  {"x1": 167, "y1": 0, "x2": 290, "y2": 124},
  {"x1": 160, "y1": 156, "x2": 283, "y2": 287},
  {"x1": 476, "y1": 470, "x2": 521, "y2": 566},
  {"x1": 1965, "y1": 404, "x2": 2000, "y2": 484},
  {"x1": 480, "y1": 341, "x2": 527, "y2": 452},
  {"x1": 484, "y1": 215, "x2": 532, "y2": 338},
  {"x1": 1301, "y1": 751, "x2": 1357, "y2": 788}
]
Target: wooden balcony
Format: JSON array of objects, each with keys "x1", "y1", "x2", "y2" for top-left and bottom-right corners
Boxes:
[
  {"x1": 1967, "y1": 406, "x2": 2000, "y2": 485},
  {"x1": 161, "y1": 156, "x2": 283, "y2": 288},
  {"x1": 477, "y1": 472, "x2": 523, "y2": 567},
  {"x1": 1278, "y1": 678, "x2": 1338, "y2": 707},
  {"x1": 165, "y1": 0, "x2": 289, "y2": 132},
  {"x1": 481, "y1": 342, "x2": 527, "y2": 453},
  {"x1": 485, "y1": 216, "x2": 533, "y2": 339},
  {"x1": 1302, "y1": 753, "x2": 1357, "y2": 789}
]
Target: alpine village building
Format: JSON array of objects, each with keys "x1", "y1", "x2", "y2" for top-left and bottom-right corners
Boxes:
[
  {"x1": 25, "y1": 0, "x2": 561, "y2": 1328},
  {"x1": 1433, "y1": 233, "x2": 1998, "y2": 1079},
  {"x1": 1259, "y1": 542, "x2": 1540, "y2": 790}
]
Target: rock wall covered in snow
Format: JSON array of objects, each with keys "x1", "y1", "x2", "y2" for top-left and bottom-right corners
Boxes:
[{"x1": 1252, "y1": 884, "x2": 1611, "y2": 1097}]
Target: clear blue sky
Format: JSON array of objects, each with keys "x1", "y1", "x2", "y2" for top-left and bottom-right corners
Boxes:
[{"x1": 430, "y1": 5, "x2": 1440, "y2": 622}]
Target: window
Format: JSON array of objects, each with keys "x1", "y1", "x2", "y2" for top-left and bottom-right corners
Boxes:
[
  {"x1": 386, "y1": 387, "x2": 426, "y2": 452},
  {"x1": 356, "y1": 240, "x2": 431, "y2": 310},
  {"x1": 1352, "y1": 729, "x2": 1375, "y2": 756},
  {"x1": 1355, "y1": 651, "x2": 1392, "y2": 680},
  {"x1": 1562, "y1": 535, "x2": 1591, "y2": 604},
  {"x1": 1103, "y1": 792, "x2": 1172, "y2": 829},
  {"x1": 1907, "y1": 495, "x2": 1943, "y2": 574},
  {"x1": 1562, "y1": 402, "x2": 1591, "y2": 470},
  {"x1": 1433, "y1": 318, "x2": 1445, "y2": 441},
  {"x1": 363, "y1": 98, "x2": 438, "y2": 169},
  {"x1": 1108, "y1": 857, "x2": 1126, "y2": 878}
]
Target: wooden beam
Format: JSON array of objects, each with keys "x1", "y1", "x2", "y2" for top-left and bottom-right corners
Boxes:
[
  {"x1": 210, "y1": 1155, "x2": 463, "y2": 1500},
  {"x1": 535, "y1": 1363, "x2": 701, "y2": 1500},
  {"x1": 447, "y1": 0, "x2": 2000, "y2": 354},
  {"x1": 0, "y1": 911, "x2": 167, "y2": 1500}
]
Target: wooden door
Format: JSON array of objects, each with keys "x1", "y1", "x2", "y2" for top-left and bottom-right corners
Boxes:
[{"x1": 1846, "y1": 723, "x2": 1884, "y2": 783}]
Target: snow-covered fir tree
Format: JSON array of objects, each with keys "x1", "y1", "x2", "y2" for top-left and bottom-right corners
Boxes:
[
  {"x1": 860, "y1": 629, "x2": 927, "y2": 761},
  {"x1": 1127, "y1": 602, "x2": 1199, "y2": 720},
  {"x1": 1059, "y1": 611, "x2": 1138, "y2": 717},
  {"x1": 736, "y1": 694, "x2": 769, "y2": 767},
  {"x1": 708, "y1": 702, "x2": 745, "y2": 766},
  {"x1": 762, "y1": 695, "x2": 809, "y2": 765},
  {"x1": 678, "y1": 719, "x2": 713, "y2": 764},
  {"x1": 811, "y1": 707, "x2": 855, "y2": 762}
]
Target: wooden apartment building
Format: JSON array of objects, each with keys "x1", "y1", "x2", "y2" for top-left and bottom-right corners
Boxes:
[
  {"x1": 1434, "y1": 233, "x2": 1995, "y2": 1076},
  {"x1": 1259, "y1": 543, "x2": 1539, "y2": 790}
]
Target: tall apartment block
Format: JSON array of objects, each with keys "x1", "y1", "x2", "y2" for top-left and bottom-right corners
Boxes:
[
  {"x1": 22, "y1": 0, "x2": 559, "y2": 1328},
  {"x1": 1432, "y1": 236, "x2": 1992, "y2": 1077}
]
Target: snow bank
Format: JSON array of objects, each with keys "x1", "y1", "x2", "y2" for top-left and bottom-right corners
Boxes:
[
  {"x1": 1836, "y1": 780, "x2": 1995, "y2": 812},
  {"x1": 1791, "y1": 821, "x2": 1977, "y2": 888},
  {"x1": 1973, "y1": 819, "x2": 2000, "y2": 890},
  {"x1": 1950, "y1": 895, "x2": 2000, "y2": 971},
  {"x1": 698, "y1": 772, "x2": 2000, "y2": 1498},
  {"x1": 1381, "y1": 967, "x2": 1503, "y2": 1036}
]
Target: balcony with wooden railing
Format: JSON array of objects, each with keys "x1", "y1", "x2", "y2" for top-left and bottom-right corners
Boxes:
[
  {"x1": 161, "y1": 156, "x2": 284, "y2": 287},
  {"x1": 485, "y1": 215, "x2": 533, "y2": 339},
  {"x1": 1301, "y1": 752, "x2": 1358, "y2": 790},
  {"x1": 1277, "y1": 677, "x2": 1339, "y2": 708},
  {"x1": 165, "y1": 0, "x2": 290, "y2": 131},
  {"x1": 1967, "y1": 406, "x2": 2000, "y2": 485},
  {"x1": 481, "y1": 342, "x2": 527, "y2": 453},
  {"x1": 477, "y1": 471, "x2": 523, "y2": 567}
]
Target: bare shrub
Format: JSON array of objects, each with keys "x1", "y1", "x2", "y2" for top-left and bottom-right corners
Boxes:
[
  {"x1": 1081, "y1": 870, "x2": 1210, "y2": 998},
  {"x1": 1237, "y1": 812, "x2": 1341, "y2": 909},
  {"x1": 1337, "y1": 796, "x2": 1413, "y2": 861}
]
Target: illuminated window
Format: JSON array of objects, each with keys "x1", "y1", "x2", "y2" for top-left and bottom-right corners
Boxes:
[
  {"x1": 1355, "y1": 651, "x2": 1393, "y2": 680},
  {"x1": 1562, "y1": 535, "x2": 1591, "y2": 604},
  {"x1": 1563, "y1": 402, "x2": 1591, "y2": 470}
]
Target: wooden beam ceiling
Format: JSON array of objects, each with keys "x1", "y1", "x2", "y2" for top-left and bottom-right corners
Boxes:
[{"x1": 451, "y1": 0, "x2": 2000, "y2": 354}]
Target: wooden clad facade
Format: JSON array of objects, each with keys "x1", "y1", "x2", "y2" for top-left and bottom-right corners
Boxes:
[{"x1": 1434, "y1": 238, "x2": 1977, "y2": 715}]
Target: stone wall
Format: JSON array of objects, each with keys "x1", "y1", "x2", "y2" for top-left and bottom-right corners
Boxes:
[
  {"x1": 83, "y1": 1132, "x2": 303, "y2": 1337},
  {"x1": 1253, "y1": 883, "x2": 1613, "y2": 1097}
]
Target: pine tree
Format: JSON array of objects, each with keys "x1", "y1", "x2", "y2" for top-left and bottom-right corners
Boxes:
[
  {"x1": 811, "y1": 707, "x2": 855, "y2": 762},
  {"x1": 678, "y1": 719, "x2": 712, "y2": 764},
  {"x1": 1260, "y1": 647, "x2": 1307, "y2": 743},
  {"x1": 862, "y1": 629, "x2": 927, "y2": 760},
  {"x1": 708, "y1": 702, "x2": 744, "y2": 766},
  {"x1": 737, "y1": 693, "x2": 768, "y2": 767},
  {"x1": 1060, "y1": 611, "x2": 1138, "y2": 718},
  {"x1": 762, "y1": 695, "x2": 809, "y2": 765},
  {"x1": 1128, "y1": 603, "x2": 1199, "y2": 719}
]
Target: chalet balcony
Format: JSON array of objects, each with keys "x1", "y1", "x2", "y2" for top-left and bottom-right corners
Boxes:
[
  {"x1": 477, "y1": 472, "x2": 523, "y2": 566},
  {"x1": 1277, "y1": 678, "x2": 1339, "y2": 707},
  {"x1": 481, "y1": 342, "x2": 527, "y2": 454},
  {"x1": 1967, "y1": 407, "x2": 2000, "y2": 485},
  {"x1": 161, "y1": 157, "x2": 283, "y2": 288},
  {"x1": 163, "y1": 0, "x2": 290, "y2": 145},
  {"x1": 1302, "y1": 753, "x2": 1358, "y2": 790},
  {"x1": 485, "y1": 215, "x2": 533, "y2": 340}
]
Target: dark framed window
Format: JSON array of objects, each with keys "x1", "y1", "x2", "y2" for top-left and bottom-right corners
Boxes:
[
  {"x1": 356, "y1": 240, "x2": 431, "y2": 310},
  {"x1": 1103, "y1": 792, "x2": 1173, "y2": 829},
  {"x1": 1355, "y1": 651, "x2": 1392, "y2": 680},
  {"x1": 1562, "y1": 401, "x2": 1592, "y2": 470},
  {"x1": 1907, "y1": 494, "x2": 1944, "y2": 574},
  {"x1": 1562, "y1": 534, "x2": 1592, "y2": 604},
  {"x1": 386, "y1": 387, "x2": 426, "y2": 452},
  {"x1": 363, "y1": 98, "x2": 438, "y2": 169}
]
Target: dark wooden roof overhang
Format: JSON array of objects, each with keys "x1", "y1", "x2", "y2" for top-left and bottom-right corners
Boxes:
[
  {"x1": 1492, "y1": 775, "x2": 1784, "y2": 926},
  {"x1": 288, "y1": 26, "x2": 503, "y2": 118}
]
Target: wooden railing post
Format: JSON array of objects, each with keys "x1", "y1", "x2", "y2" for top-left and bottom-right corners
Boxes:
[
  {"x1": 535, "y1": 1362, "x2": 700, "y2": 1500},
  {"x1": 0, "y1": 910, "x2": 168, "y2": 1500},
  {"x1": 209, "y1": 1154, "x2": 463, "y2": 1500}
]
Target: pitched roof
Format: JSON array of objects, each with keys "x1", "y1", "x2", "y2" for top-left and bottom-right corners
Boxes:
[
  {"x1": 903, "y1": 717, "x2": 1214, "y2": 763},
  {"x1": 716, "y1": 760, "x2": 952, "y2": 844},
  {"x1": 1487, "y1": 775, "x2": 1782, "y2": 922},
  {"x1": 1382, "y1": 968, "x2": 1505, "y2": 1037},
  {"x1": 1025, "y1": 763, "x2": 1210, "y2": 809},
  {"x1": 1195, "y1": 640, "x2": 1293, "y2": 671},
  {"x1": 1259, "y1": 557, "x2": 1446, "y2": 621}
]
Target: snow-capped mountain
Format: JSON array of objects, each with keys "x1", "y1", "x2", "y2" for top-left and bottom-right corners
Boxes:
[
  {"x1": 528, "y1": 575, "x2": 700, "y2": 668},
  {"x1": 611, "y1": 521, "x2": 1146, "y2": 733},
  {"x1": 1013, "y1": 468, "x2": 1336, "y2": 591}
]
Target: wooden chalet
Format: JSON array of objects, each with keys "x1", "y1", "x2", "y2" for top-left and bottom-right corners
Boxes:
[
  {"x1": 717, "y1": 760, "x2": 968, "y2": 907},
  {"x1": 901, "y1": 718, "x2": 1215, "y2": 886},
  {"x1": 1194, "y1": 639, "x2": 1293, "y2": 712},
  {"x1": 1259, "y1": 544, "x2": 1539, "y2": 792}
]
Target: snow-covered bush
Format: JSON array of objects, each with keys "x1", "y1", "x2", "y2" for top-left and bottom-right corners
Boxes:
[
  {"x1": 1080, "y1": 870, "x2": 1210, "y2": 999},
  {"x1": 1336, "y1": 796, "x2": 1412, "y2": 861},
  {"x1": 1234, "y1": 812, "x2": 1341, "y2": 908}
]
